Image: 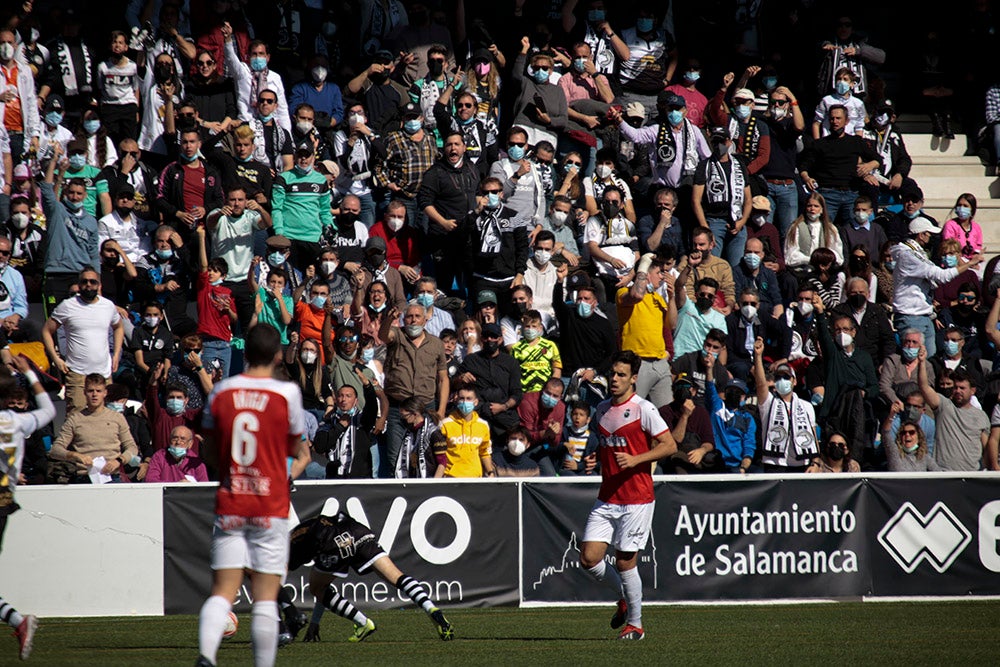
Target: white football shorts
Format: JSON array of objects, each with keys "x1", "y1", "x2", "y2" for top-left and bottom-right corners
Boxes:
[
  {"x1": 211, "y1": 515, "x2": 290, "y2": 576},
  {"x1": 582, "y1": 500, "x2": 655, "y2": 552}
]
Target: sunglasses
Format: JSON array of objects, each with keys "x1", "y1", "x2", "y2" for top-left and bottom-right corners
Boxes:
[
  {"x1": 565, "y1": 161, "x2": 581, "y2": 167},
  {"x1": 79, "y1": 278, "x2": 100, "y2": 286},
  {"x1": 197, "y1": 60, "x2": 215, "y2": 67},
  {"x1": 456, "y1": 102, "x2": 475, "y2": 109},
  {"x1": 483, "y1": 189, "x2": 502, "y2": 195},
  {"x1": 122, "y1": 150, "x2": 139, "y2": 157},
  {"x1": 258, "y1": 98, "x2": 276, "y2": 105},
  {"x1": 697, "y1": 292, "x2": 715, "y2": 299},
  {"x1": 958, "y1": 295, "x2": 976, "y2": 302},
  {"x1": 741, "y1": 302, "x2": 759, "y2": 307},
  {"x1": 534, "y1": 66, "x2": 551, "y2": 72},
  {"x1": 829, "y1": 440, "x2": 848, "y2": 447},
  {"x1": 508, "y1": 141, "x2": 527, "y2": 148},
  {"x1": 900, "y1": 429, "x2": 917, "y2": 436},
  {"x1": 0, "y1": 249, "x2": 10, "y2": 257},
  {"x1": 338, "y1": 335, "x2": 358, "y2": 343},
  {"x1": 775, "y1": 374, "x2": 792, "y2": 382},
  {"x1": 771, "y1": 99, "x2": 789, "y2": 106}
]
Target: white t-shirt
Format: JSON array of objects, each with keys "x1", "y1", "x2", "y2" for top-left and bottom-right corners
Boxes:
[
  {"x1": 51, "y1": 295, "x2": 122, "y2": 376},
  {"x1": 98, "y1": 58, "x2": 139, "y2": 106},
  {"x1": 98, "y1": 211, "x2": 156, "y2": 263},
  {"x1": 209, "y1": 208, "x2": 262, "y2": 281}
]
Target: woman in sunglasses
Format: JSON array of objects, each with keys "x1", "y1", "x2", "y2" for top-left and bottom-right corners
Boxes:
[
  {"x1": 885, "y1": 420, "x2": 940, "y2": 472},
  {"x1": 806, "y1": 430, "x2": 860, "y2": 473}
]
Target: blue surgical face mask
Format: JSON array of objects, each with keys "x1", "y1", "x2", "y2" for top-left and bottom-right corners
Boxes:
[
  {"x1": 45, "y1": 111, "x2": 63, "y2": 126},
  {"x1": 743, "y1": 253, "x2": 761, "y2": 270},
  {"x1": 337, "y1": 405, "x2": 358, "y2": 418},
  {"x1": 532, "y1": 68, "x2": 550, "y2": 84},
  {"x1": 295, "y1": 164, "x2": 313, "y2": 174},
  {"x1": 156, "y1": 248, "x2": 173, "y2": 260},
  {"x1": 956, "y1": 205, "x2": 972, "y2": 220},
  {"x1": 457, "y1": 400, "x2": 475, "y2": 416},
  {"x1": 587, "y1": 9, "x2": 605, "y2": 21},
  {"x1": 268, "y1": 251, "x2": 286, "y2": 266},
  {"x1": 573, "y1": 58, "x2": 587, "y2": 73},
  {"x1": 311, "y1": 294, "x2": 326, "y2": 309},
  {"x1": 577, "y1": 301, "x2": 593, "y2": 318},
  {"x1": 636, "y1": 17, "x2": 655, "y2": 32},
  {"x1": 361, "y1": 348, "x2": 375, "y2": 363},
  {"x1": 901, "y1": 346, "x2": 919, "y2": 361},
  {"x1": 210, "y1": 278, "x2": 223, "y2": 286},
  {"x1": 68, "y1": 154, "x2": 86, "y2": 171},
  {"x1": 763, "y1": 76, "x2": 778, "y2": 91},
  {"x1": 667, "y1": 109, "x2": 684, "y2": 126},
  {"x1": 685, "y1": 71, "x2": 700, "y2": 82},
  {"x1": 259, "y1": 112, "x2": 274, "y2": 123},
  {"x1": 107, "y1": 401, "x2": 125, "y2": 413},
  {"x1": 733, "y1": 104, "x2": 751, "y2": 120},
  {"x1": 884, "y1": 260, "x2": 896, "y2": 271},
  {"x1": 540, "y1": 392, "x2": 559, "y2": 409},
  {"x1": 165, "y1": 398, "x2": 186, "y2": 415},
  {"x1": 835, "y1": 80, "x2": 851, "y2": 95},
  {"x1": 64, "y1": 198, "x2": 84, "y2": 211},
  {"x1": 168, "y1": 446, "x2": 187, "y2": 459},
  {"x1": 774, "y1": 378, "x2": 793, "y2": 396},
  {"x1": 943, "y1": 254, "x2": 958, "y2": 268},
  {"x1": 369, "y1": 302, "x2": 387, "y2": 313},
  {"x1": 416, "y1": 292, "x2": 435, "y2": 308},
  {"x1": 486, "y1": 192, "x2": 500, "y2": 209},
  {"x1": 943, "y1": 340, "x2": 960, "y2": 357},
  {"x1": 83, "y1": 119, "x2": 101, "y2": 134},
  {"x1": 403, "y1": 119, "x2": 422, "y2": 134},
  {"x1": 250, "y1": 56, "x2": 267, "y2": 72},
  {"x1": 507, "y1": 145, "x2": 525, "y2": 161},
  {"x1": 905, "y1": 209, "x2": 921, "y2": 219}
]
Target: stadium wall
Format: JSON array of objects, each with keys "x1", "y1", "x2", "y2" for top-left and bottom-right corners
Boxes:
[{"x1": 2, "y1": 474, "x2": 999, "y2": 617}]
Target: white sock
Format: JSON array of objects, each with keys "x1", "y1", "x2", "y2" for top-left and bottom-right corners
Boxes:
[
  {"x1": 586, "y1": 559, "x2": 624, "y2": 598},
  {"x1": 251, "y1": 601, "x2": 280, "y2": 667},
  {"x1": 620, "y1": 567, "x2": 642, "y2": 628},
  {"x1": 197, "y1": 595, "x2": 231, "y2": 664}
]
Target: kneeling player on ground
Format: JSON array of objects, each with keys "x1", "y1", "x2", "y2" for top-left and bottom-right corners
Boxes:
[
  {"x1": 579, "y1": 350, "x2": 676, "y2": 641},
  {"x1": 282, "y1": 510, "x2": 454, "y2": 642}
]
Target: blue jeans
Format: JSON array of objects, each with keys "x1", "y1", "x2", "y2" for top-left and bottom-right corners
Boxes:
[
  {"x1": 707, "y1": 215, "x2": 747, "y2": 267},
  {"x1": 383, "y1": 404, "x2": 405, "y2": 479},
  {"x1": 818, "y1": 188, "x2": 858, "y2": 227},
  {"x1": 894, "y1": 313, "x2": 937, "y2": 358},
  {"x1": 358, "y1": 191, "x2": 375, "y2": 229},
  {"x1": 767, "y1": 181, "x2": 799, "y2": 240},
  {"x1": 202, "y1": 338, "x2": 232, "y2": 379}
]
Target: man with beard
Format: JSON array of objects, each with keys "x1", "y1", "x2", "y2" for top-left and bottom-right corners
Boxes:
[{"x1": 918, "y1": 347, "x2": 989, "y2": 471}]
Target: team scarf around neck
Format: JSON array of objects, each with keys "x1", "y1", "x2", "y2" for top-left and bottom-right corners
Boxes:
[
  {"x1": 763, "y1": 393, "x2": 818, "y2": 461},
  {"x1": 706, "y1": 157, "x2": 746, "y2": 221}
]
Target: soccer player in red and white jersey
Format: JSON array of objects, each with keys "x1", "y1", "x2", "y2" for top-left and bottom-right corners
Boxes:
[
  {"x1": 579, "y1": 350, "x2": 677, "y2": 641},
  {"x1": 196, "y1": 323, "x2": 310, "y2": 667}
]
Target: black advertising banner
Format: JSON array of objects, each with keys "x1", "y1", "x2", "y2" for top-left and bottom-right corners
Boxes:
[
  {"x1": 163, "y1": 482, "x2": 520, "y2": 614},
  {"x1": 867, "y1": 477, "x2": 1000, "y2": 596},
  {"x1": 657, "y1": 478, "x2": 869, "y2": 600},
  {"x1": 522, "y1": 479, "x2": 870, "y2": 603}
]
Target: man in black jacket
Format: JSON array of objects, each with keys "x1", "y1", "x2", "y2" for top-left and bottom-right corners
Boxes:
[
  {"x1": 552, "y1": 275, "x2": 616, "y2": 379},
  {"x1": 155, "y1": 128, "x2": 224, "y2": 249},
  {"x1": 462, "y1": 176, "x2": 529, "y2": 310},
  {"x1": 313, "y1": 379, "x2": 387, "y2": 479},
  {"x1": 417, "y1": 131, "x2": 480, "y2": 296},
  {"x1": 457, "y1": 323, "x2": 522, "y2": 444},
  {"x1": 832, "y1": 276, "x2": 896, "y2": 368}
]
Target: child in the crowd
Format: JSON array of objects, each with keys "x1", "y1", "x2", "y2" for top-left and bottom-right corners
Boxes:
[
  {"x1": 510, "y1": 310, "x2": 562, "y2": 394},
  {"x1": 494, "y1": 426, "x2": 540, "y2": 477},
  {"x1": 195, "y1": 225, "x2": 237, "y2": 378},
  {"x1": 558, "y1": 400, "x2": 599, "y2": 476}
]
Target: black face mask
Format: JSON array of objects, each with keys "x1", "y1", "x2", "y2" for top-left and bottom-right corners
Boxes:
[
  {"x1": 427, "y1": 60, "x2": 444, "y2": 77},
  {"x1": 80, "y1": 288, "x2": 99, "y2": 301},
  {"x1": 723, "y1": 387, "x2": 744, "y2": 409},
  {"x1": 340, "y1": 212, "x2": 358, "y2": 225},
  {"x1": 512, "y1": 302, "x2": 527, "y2": 316},
  {"x1": 369, "y1": 71, "x2": 388, "y2": 84},
  {"x1": 154, "y1": 63, "x2": 173, "y2": 84},
  {"x1": 848, "y1": 293, "x2": 867, "y2": 310},
  {"x1": 826, "y1": 444, "x2": 846, "y2": 461},
  {"x1": 696, "y1": 295, "x2": 714, "y2": 312},
  {"x1": 848, "y1": 255, "x2": 868, "y2": 272},
  {"x1": 367, "y1": 252, "x2": 386, "y2": 267},
  {"x1": 711, "y1": 141, "x2": 728, "y2": 158},
  {"x1": 601, "y1": 201, "x2": 620, "y2": 218},
  {"x1": 939, "y1": 386, "x2": 954, "y2": 398},
  {"x1": 902, "y1": 407, "x2": 922, "y2": 423},
  {"x1": 482, "y1": 340, "x2": 499, "y2": 355},
  {"x1": 115, "y1": 206, "x2": 132, "y2": 218}
]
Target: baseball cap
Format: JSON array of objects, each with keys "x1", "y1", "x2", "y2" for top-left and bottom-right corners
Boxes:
[
  {"x1": 482, "y1": 323, "x2": 502, "y2": 338},
  {"x1": 657, "y1": 91, "x2": 686, "y2": 108},
  {"x1": 67, "y1": 139, "x2": 87, "y2": 155},
  {"x1": 293, "y1": 142, "x2": 313, "y2": 157},
  {"x1": 708, "y1": 126, "x2": 729, "y2": 141},
  {"x1": 477, "y1": 289, "x2": 498, "y2": 306},
  {"x1": 12, "y1": 164, "x2": 29, "y2": 180},
  {"x1": 372, "y1": 49, "x2": 394, "y2": 64},
  {"x1": 365, "y1": 236, "x2": 387, "y2": 252},
  {"x1": 726, "y1": 378, "x2": 750, "y2": 394},
  {"x1": 44, "y1": 95, "x2": 64, "y2": 112},
  {"x1": 900, "y1": 185, "x2": 924, "y2": 203},
  {"x1": 317, "y1": 159, "x2": 340, "y2": 179},
  {"x1": 773, "y1": 363, "x2": 796, "y2": 380},
  {"x1": 471, "y1": 47, "x2": 492, "y2": 64},
  {"x1": 116, "y1": 184, "x2": 136, "y2": 199},
  {"x1": 909, "y1": 217, "x2": 941, "y2": 235},
  {"x1": 401, "y1": 102, "x2": 422, "y2": 119},
  {"x1": 732, "y1": 88, "x2": 755, "y2": 102},
  {"x1": 751, "y1": 195, "x2": 771, "y2": 212},
  {"x1": 673, "y1": 373, "x2": 695, "y2": 391}
]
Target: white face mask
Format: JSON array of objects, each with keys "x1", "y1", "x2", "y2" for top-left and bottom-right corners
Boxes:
[
  {"x1": 387, "y1": 216, "x2": 405, "y2": 232},
  {"x1": 10, "y1": 212, "x2": 28, "y2": 229},
  {"x1": 534, "y1": 249, "x2": 552, "y2": 265},
  {"x1": 348, "y1": 112, "x2": 365, "y2": 126},
  {"x1": 595, "y1": 164, "x2": 613, "y2": 179},
  {"x1": 321, "y1": 260, "x2": 338, "y2": 275},
  {"x1": 300, "y1": 350, "x2": 318, "y2": 365},
  {"x1": 508, "y1": 439, "x2": 527, "y2": 456},
  {"x1": 741, "y1": 304, "x2": 758, "y2": 320},
  {"x1": 805, "y1": 211, "x2": 821, "y2": 222},
  {"x1": 797, "y1": 301, "x2": 814, "y2": 316},
  {"x1": 551, "y1": 210, "x2": 568, "y2": 227},
  {"x1": 836, "y1": 332, "x2": 854, "y2": 348},
  {"x1": 771, "y1": 107, "x2": 787, "y2": 120},
  {"x1": 296, "y1": 120, "x2": 314, "y2": 134},
  {"x1": 0, "y1": 43, "x2": 14, "y2": 61}
]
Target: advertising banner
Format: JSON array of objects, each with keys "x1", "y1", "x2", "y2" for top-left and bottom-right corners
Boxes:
[{"x1": 163, "y1": 482, "x2": 520, "y2": 614}]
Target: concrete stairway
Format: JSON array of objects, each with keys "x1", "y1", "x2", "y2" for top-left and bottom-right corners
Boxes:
[{"x1": 902, "y1": 127, "x2": 1000, "y2": 252}]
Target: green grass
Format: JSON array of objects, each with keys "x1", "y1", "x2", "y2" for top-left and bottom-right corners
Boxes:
[{"x1": 10, "y1": 602, "x2": 1000, "y2": 665}]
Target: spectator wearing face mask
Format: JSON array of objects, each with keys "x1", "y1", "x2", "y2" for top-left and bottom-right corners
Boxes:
[
  {"x1": 706, "y1": 81, "x2": 770, "y2": 195},
  {"x1": 693, "y1": 126, "x2": 752, "y2": 266},
  {"x1": 494, "y1": 426, "x2": 541, "y2": 477},
  {"x1": 5, "y1": 196, "x2": 45, "y2": 303},
  {"x1": 552, "y1": 279, "x2": 616, "y2": 381},
  {"x1": 332, "y1": 101, "x2": 379, "y2": 228},
  {"x1": 917, "y1": 347, "x2": 990, "y2": 471},
  {"x1": 540, "y1": 195, "x2": 581, "y2": 266},
  {"x1": 368, "y1": 199, "x2": 421, "y2": 286},
  {"x1": 929, "y1": 326, "x2": 986, "y2": 395},
  {"x1": 375, "y1": 103, "x2": 437, "y2": 228},
  {"x1": 733, "y1": 235, "x2": 782, "y2": 320},
  {"x1": 664, "y1": 59, "x2": 708, "y2": 128},
  {"x1": 725, "y1": 286, "x2": 791, "y2": 383},
  {"x1": 223, "y1": 30, "x2": 290, "y2": 133},
  {"x1": 704, "y1": 356, "x2": 757, "y2": 474},
  {"x1": 752, "y1": 340, "x2": 818, "y2": 472},
  {"x1": 832, "y1": 275, "x2": 896, "y2": 368},
  {"x1": 805, "y1": 431, "x2": 860, "y2": 473},
  {"x1": 145, "y1": 425, "x2": 209, "y2": 483},
  {"x1": 463, "y1": 177, "x2": 529, "y2": 308},
  {"x1": 488, "y1": 126, "x2": 546, "y2": 232},
  {"x1": 618, "y1": 8, "x2": 677, "y2": 123},
  {"x1": 943, "y1": 281, "x2": 987, "y2": 359},
  {"x1": 510, "y1": 45, "x2": 568, "y2": 148},
  {"x1": 584, "y1": 148, "x2": 636, "y2": 222},
  {"x1": 289, "y1": 54, "x2": 344, "y2": 135},
  {"x1": 61, "y1": 138, "x2": 103, "y2": 217},
  {"x1": 813, "y1": 68, "x2": 866, "y2": 139},
  {"x1": 271, "y1": 145, "x2": 334, "y2": 273},
  {"x1": 883, "y1": 389, "x2": 937, "y2": 458}
]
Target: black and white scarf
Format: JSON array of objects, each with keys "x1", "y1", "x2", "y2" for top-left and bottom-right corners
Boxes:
[
  {"x1": 727, "y1": 114, "x2": 761, "y2": 164},
  {"x1": 477, "y1": 210, "x2": 503, "y2": 255},
  {"x1": 396, "y1": 416, "x2": 435, "y2": 478},
  {"x1": 55, "y1": 40, "x2": 94, "y2": 97},
  {"x1": 762, "y1": 394, "x2": 818, "y2": 461},
  {"x1": 330, "y1": 417, "x2": 358, "y2": 475},
  {"x1": 655, "y1": 118, "x2": 699, "y2": 174},
  {"x1": 705, "y1": 158, "x2": 746, "y2": 221}
]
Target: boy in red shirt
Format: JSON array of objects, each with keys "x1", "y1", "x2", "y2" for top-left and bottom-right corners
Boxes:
[{"x1": 196, "y1": 226, "x2": 237, "y2": 378}]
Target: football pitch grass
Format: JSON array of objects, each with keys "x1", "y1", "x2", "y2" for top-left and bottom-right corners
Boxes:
[{"x1": 11, "y1": 601, "x2": 999, "y2": 665}]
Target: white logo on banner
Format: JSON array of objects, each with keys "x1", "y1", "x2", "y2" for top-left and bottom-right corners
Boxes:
[
  {"x1": 531, "y1": 532, "x2": 658, "y2": 590},
  {"x1": 878, "y1": 502, "x2": 971, "y2": 574}
]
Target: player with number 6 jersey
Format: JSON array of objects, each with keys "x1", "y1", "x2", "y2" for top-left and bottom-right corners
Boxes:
[{"x1": 196, "y1": 324, "x2": 310, "y2": 667}]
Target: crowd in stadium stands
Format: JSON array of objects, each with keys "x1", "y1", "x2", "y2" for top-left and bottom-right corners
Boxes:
[{"x1": 2, "y1": 0, "x2": 1000, "y2": 483}]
